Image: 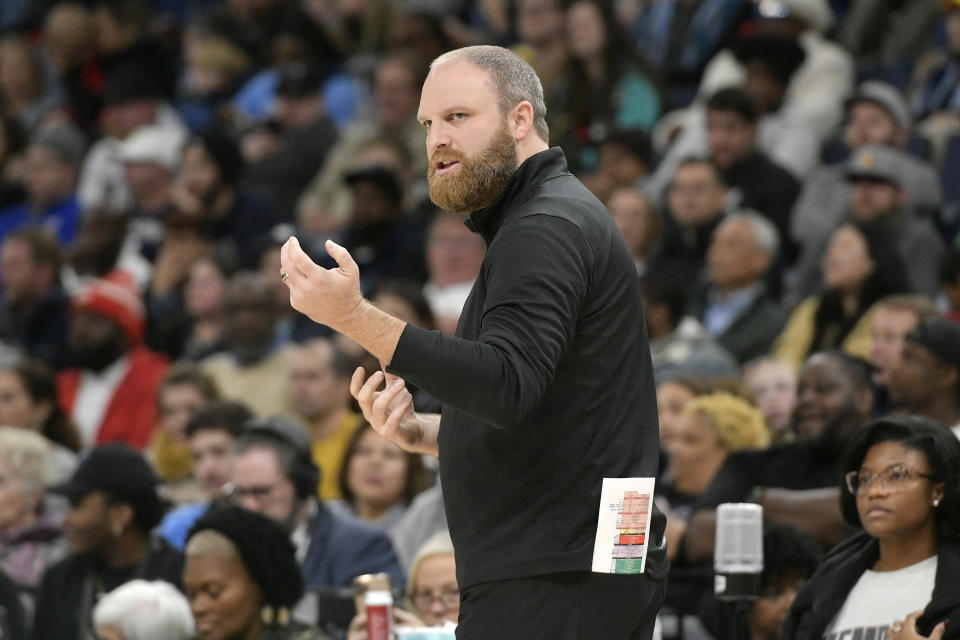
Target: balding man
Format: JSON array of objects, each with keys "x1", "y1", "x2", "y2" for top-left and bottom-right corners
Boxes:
[
  {"x1": 280, "y1": 45, "x2": 667, "y2": 639},
  {"x1": 690, "y1": 212, "x2": 787, "y2": 363}
]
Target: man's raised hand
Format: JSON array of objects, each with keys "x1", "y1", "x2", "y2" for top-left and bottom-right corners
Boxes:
[{"x1": 280, "y1": 236, "x2": 363, "y2": 331}]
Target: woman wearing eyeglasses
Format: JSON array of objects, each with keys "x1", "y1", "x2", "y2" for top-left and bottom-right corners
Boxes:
[
  {"x1": 781, "y1": 415, "x2": 960, "y2": 640},
  {"x1": 347, "y1": 532, "x2": 458, "y2": 639}
]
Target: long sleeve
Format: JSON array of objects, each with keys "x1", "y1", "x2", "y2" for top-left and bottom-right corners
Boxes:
[{"x1": 388, "y1": 214, "x2": 591, "y2": 429}]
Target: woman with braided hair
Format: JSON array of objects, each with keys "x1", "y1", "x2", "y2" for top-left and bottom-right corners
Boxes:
[{"x1": 183, "y1": 504, "x2": 328, "y2": 640}]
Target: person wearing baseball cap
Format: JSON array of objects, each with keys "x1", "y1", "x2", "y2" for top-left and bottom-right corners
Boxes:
[
  {"x1": 56, "y1": 272, "x2": 170, "y2": 449},
  {"x1": 791, "y1": 80, "x2": 942, "y2": 270},
  {"x1": 725, "y1": 0, "x2": 851, "y2": 142},
  {"x1": 889, "y1": 316, "x2": 960, "y2": 439},
  {"x1": 845, "y1": 80, "x2": 913, "y2": 149},
  {"x1": 842, "y1": 144, "x2": 945, "y2": 297},
  {"x1": 33, "y1": 442, "x2": 183, "y2": 640},
  {"x1": 77, "y1": 60, "x2": 189, "y2": 214}
]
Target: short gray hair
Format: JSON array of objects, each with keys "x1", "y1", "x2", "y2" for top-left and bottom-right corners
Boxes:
[
  {"x1": 726, "y1": 210, "x2": 779, "y2": 258},
  {"x1": 432, "y1": 45, "x2": 549, "y2": 142},
  {"x1": 93, "y1": 580, "x2": 194, "y2": 640}
]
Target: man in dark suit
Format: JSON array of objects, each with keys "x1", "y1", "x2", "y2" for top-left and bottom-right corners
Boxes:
[
  {"x1": 690, "y1": 212, "x2": 787, "y2": 363},
  {"x1": 226, "y1": 417, "x2": 404, "y2": 591}
]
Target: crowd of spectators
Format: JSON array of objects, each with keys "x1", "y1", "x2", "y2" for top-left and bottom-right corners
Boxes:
[{"x1": 1, "y1": 0, "x2": 960, "y2": 638}]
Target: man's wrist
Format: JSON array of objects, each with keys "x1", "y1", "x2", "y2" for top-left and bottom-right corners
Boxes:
[
  {"x1": 339, "y1": 296, "x2": 370, "y2": 334},
  {"x1": 336, "y1": 298, "x2": 407, "y2": 365}
]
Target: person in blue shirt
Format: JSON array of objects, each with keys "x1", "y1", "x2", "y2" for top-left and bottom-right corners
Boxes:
[
  {"x1": 0, "y1": 121, "x2": 84, "y2": 248},
  {"x1": 158, "y1": 401, "x2": 254, "y2": 550}
]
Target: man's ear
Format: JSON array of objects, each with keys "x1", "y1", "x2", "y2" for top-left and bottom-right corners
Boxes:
[
  {"x1": 511, "y1": 101, "x2": 536, "y2": 142},
  {"x1": 941, "y1": 363, "x2": 959, "y2": 394},
  {"x1": 108, "y1": 502, "x2": 135, "y2": 536},
  {"x1": 752, "y1": 249, "x2": 772, "y2": 277}
]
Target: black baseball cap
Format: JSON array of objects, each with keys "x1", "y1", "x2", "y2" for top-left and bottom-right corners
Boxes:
[
  {"x1": 343, "y1": 165, "x2": 403, "y2": 205},
  {"x1": 276, "y1": 63, "x2": 322, "y2": 98},
  {"x1": 905, "y1": 316, "x2": 960, "y2": 369},
  {"x1": 50, "y1": 442, "x2": 160, "y2": 503}
]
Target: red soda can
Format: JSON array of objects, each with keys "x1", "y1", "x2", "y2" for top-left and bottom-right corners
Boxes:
[{"x1": 365, "y1": 588, "x2": 393, "y2": 640}]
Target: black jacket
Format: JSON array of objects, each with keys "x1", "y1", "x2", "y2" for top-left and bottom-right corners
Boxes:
[
  {"x1": 32, "y1": 538, "x2": 183, "y2": 640},
  {"x1": 723, "y1": 152, "x2": 800, "y2": 256},
  {"x1": 0, "y1": 287, "x2": 69, "y2": 368},
  {"x1": 0, "y1": 568, "x2": 25, "y2": 640},
  {"x1": 781, "y1": 532, "x2": 960, "y2": 640},
  {"x1": 389, "y1": 147, "x2": 667, "y2": 588}
]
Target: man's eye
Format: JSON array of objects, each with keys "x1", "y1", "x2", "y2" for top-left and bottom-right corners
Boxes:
[{"x1": 453, "y1": 113, "x2": 465, "y2": 120}]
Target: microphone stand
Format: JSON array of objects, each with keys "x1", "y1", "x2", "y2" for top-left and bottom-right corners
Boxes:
[
  {"x1": 725, "y1": 598, "x2": 752, "y2": 640},
  {"x1": 713, "y1": 503, "x2": 764, "y2": 640}
]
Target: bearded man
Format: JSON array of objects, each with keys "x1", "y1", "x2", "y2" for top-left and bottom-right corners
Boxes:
[
  {"x1": 56, "y1": 274, "x2": 170, "y2": 448},
  {"x1": 278, "y1": 46, "x2": 667, "y2": 639}
]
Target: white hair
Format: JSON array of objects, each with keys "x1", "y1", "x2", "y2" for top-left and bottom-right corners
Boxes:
[
  {"x1": 0, "y1": 427, "x2": 54, "y2": 492},
  {"x1": 405, "y1": 530, "x2": 456, "y2": 611},
  {"x1": 726, "y1": 210, "x2": 779, "y2": 258},
  {"x1": 431, "y1": 45, "x2": 549, "y2": 142},
  {"x1": 92, "y1": 580, "x2": 194, "y2": 640}
]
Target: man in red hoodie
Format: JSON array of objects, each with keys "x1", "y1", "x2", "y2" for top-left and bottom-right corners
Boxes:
[{"x1": 57, "y1": 273, "x2": 169, "y2": 448}]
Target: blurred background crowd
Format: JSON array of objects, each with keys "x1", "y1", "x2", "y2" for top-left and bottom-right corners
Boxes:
[{"x1": 1, "y1": 0, "x2": 960, "y2": 638}]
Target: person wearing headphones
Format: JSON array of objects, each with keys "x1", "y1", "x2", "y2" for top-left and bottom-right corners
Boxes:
[{"x1": 225, "y1": 416, "x2": 405, "y2": 595}]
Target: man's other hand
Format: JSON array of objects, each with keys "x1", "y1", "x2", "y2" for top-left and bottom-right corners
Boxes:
[{"x1": 351, "y1": 368, "x2": 440, "y2": 457}]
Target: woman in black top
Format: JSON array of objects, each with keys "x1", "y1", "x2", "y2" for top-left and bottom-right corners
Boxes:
[{"x1": 782, "y1": 416, "x2": 960, "y2": 640}]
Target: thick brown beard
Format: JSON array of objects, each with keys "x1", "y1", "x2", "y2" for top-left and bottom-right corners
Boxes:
[{"x1": 427, "y1": 122, "x2": 518, "y2": 214}]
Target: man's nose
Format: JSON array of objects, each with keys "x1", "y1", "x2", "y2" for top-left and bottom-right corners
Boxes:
[{"x1": 427, "y1": 123, "x2": 452, "y2": 157}]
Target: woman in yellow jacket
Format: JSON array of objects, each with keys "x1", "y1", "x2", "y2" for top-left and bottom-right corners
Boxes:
[{"x1": 774, "y1": 221, "x2": 910, "y2": 369}]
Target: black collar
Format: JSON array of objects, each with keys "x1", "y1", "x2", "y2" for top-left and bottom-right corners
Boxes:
[{"x1": 464, "y1": 147, "x2": 569, "y2": 245}]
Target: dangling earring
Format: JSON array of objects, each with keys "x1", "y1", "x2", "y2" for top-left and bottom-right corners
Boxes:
[{"x1": 933, "y1": 498, "x2": 941, "y2": 507}]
